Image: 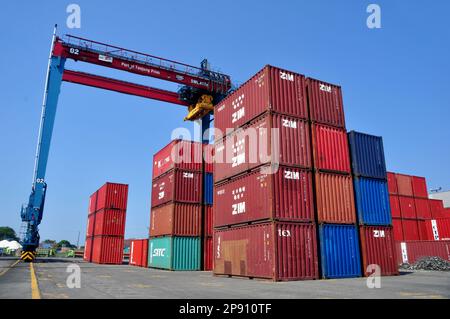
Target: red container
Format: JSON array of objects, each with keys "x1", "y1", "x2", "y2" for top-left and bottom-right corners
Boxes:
[
  {"x1": 399, "y1": 196, "x2": 416, "y2": 219},
  {"x1": 94, "y1": 209, "x2": 126, "y2": 237},
  {"x1": 311, "y1": 123, "x2": 351, "y2": 173},
  {"x1": 152, "y1": 140, "x2": 203, "y2": 179},
  {"x1": 429, "y1": 199, "x2": 444, "y2": 219},
  {"x1": 204, "y1": 144, "x2": 214, "y2": 173},
  {"x1": 307, "y1": 78, "x2": 345, "y2": 128},
  {"x1": 411, "y1": 176, "x2": 428, "y2": 198},
  {"x1": 396, "y1": 241, "x2": 450, "y2": 264},
  {"x1": 214, "y1": 65, "x2": 308, "y2": 135},
  {"x1": 359, "y1": 226, "x2": 398, "y2": 276},
  {"x1": 151, "y1": 169, "x2": 202, "y2": 207},
  {"x1": 89, "y1": 191, "x2": 98, "y2": 214},
  {"x1": 389, "y1": 195, "x2": 401, "y2": 218},
  {"x1": 418, "y1": 220, "x2": 433, "y2": 241},
  {"x1": 86, "y1": 214, "x2": 95, "y2": 238},
  {"x1": 84, "y1": 237, "x2": 93, "y2": 262},
  {"x1": 95, "y1": 182, "x2": 129, "y2": 211},
  {"x1": 214, "y1": 113, "x2": 311, "y2": 183},
  {"x1": 392, "y1": 218, "x2": 404, "y2": 241},
  {"x1": 414, "y1": 198, "x2": 432, "y2": 219},
  {"x1": 402, "y1": 219, "x2": 420, "y2": 241},
  {"x1": 129, "y1": 239, "x2": 148, "y2": 268},
  {"x1": 214, "y1": 222, "x2": 318, "y2": 281},
  {"x1": 203, "y1": 237, "x2": 213, "y2": 271},
  {"x1": 436, "y1": 218, "x2": 450, "y2": 240},
  {"x1": 150, "y1": 203, "x2": 201, "y2": 237},
  {"x1": 214, "y1": 166, "x2": 314, "y2": 227},
  {"x1": 91, "y1": 236, "x2": 124, "y2": 264},
  {"x1": 387, "y1": 172, "x2": 398, "y2": 195},
  {"x1": 315, "y1": 172, "x2": 356, "y2": 224},
  {"x1": 395, "y1": 174, "x2": 413, "y2": 197},
  {"x1": 204, "y1": 205, "x2": 213, "y2": 237},
  {"x1": 422, "y1": 219, "x2": 450, "y2": 241}
]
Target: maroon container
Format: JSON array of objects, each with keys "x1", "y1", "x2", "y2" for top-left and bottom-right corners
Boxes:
[
  {"x1": 204, "y1": 143, "x2": 214, "y2": 173},
  {"x1": 214, "y1": 166, "x2": 314, "y2": 227},
  {"x1": 414, "y1": 198, "x2": 432, "y2": 219},
  {"x1": 390, "y1": 195, "x2": 400, "y2": 218},
  {"x1": 151, "y1": 169, "x2": 202, "y2": 207},
  {"x1": 95, "y1": 182, "x2": 129, "y2": 211},
  {"x1": 214, "y1": 112, "x2": 311, "y2": 183},
  {"x1": 392, "y1": 218, "x2": 403, "y2": 241},
  {"x1": 307, "y1": 78, "x2": 345, "y2": 128},
  {"x1": 91, "y1": 236, "x2": 124, "y2": 264},
  {"x1": 411, "y1": 176, "x2": 428, "y2": 199},
  {"x1": 396, "y1": 241, "x2": 450, "y2": 265},
  {"x1": 402, "y1": 219, "x2": 420, "y2": 241},
  {"x1": 311, "y1": 123, "x2": 351, "y2": 174},
  {"x1": 94, "y1": 209, "x2": 126, "y2": 237},
  {"x1": 214, "y1": 222, "x2": 318, "y2": 281},
  {"x1": 214, "y1": 65, "x2": 308, "y2": 136},
  {"x1": 387, "y1": 172, "x2": 398, "y2": 195},
  {"x1": 359, "y1": 226, "x2": 398, "y2": 276},
  {"x1": 399, "y1": 196, "x2": 416, "y2": 219},
  {"x1": 204, "y1": 237, "x2": 213, "y2": 271},
  {"x1": 149, "y1": 203, "x2": 201, "y2": 237},
  {"x1": 204, "y1": 205, "x2": 213, "y2": 237},
  {"x1": 152, "y1": 139, "x2": 203, "y2": 179},
  {"x1": 84, "y1": 237, "x2": 93, "y2": 262},
  {"x1": 395, "y1": 174, "x2": 413, "y2": 197}
]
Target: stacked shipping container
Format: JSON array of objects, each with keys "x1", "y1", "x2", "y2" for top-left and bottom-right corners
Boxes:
[
  {"x1": 84, "y1": 183, "x2": 128, "y2": 264},
  {"x1": 348, "y1": 132, "x2": 397, "y2": 276},
  {"x1": 213, "y1": 65, "x2": 319, "y2": 281}
]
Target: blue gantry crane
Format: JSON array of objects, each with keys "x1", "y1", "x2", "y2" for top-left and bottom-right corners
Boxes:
[{"x1": 19, "y1": 26, "x2": 231, "y2": 261}]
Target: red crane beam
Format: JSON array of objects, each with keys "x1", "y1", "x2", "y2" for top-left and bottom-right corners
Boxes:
[{"x1": 62, "y1": 69, "x2": 189, "y2": 106}]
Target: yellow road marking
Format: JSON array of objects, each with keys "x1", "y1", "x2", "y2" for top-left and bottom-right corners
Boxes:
[
  {"x1": 30, "y1": 263, "x2": 41, "y2": 299},
  {"x1": 0, "y1": 259, "x2": 21, "y2": 277}
]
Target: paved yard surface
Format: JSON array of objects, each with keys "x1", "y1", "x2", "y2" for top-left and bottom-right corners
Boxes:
[{"x1": 0, "y1": 257, "x2": 449, "y2": 299}]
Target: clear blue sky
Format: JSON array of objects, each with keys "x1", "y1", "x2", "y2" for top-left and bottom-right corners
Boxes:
[{"x1": 1, "y1": 1, "x2": 449, "y2": 244}]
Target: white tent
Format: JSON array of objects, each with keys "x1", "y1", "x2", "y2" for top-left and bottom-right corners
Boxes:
[
  {"x1": 0, "y1": 240, "x2": 22, "y2": 250},
  {"x1": 0, "y1": 240, "x2": 10, "y2": 248}
]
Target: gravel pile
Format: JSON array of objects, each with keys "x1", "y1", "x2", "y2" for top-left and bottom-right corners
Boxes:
[{"x1": 400, "y1": 257, "x2": 450, "y2": 271}]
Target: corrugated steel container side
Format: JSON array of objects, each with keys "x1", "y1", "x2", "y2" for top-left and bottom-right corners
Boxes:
[
  {"x1": 150, "y1": 203, "x2": 201, "y2": 237},
  {"x1": 307, "y1": 78, "x2": 345, "y2": 128},
  {"x1": 359, "y1": 226, "x2": 398, "y2": 276},
  {"x1": 395, "y1": 241, "x2": 450, "y2": 265},
  {"x1": 414, "y1": 198, "x2": 432, "y2": 219},
  {"x1": 399, "y1": 196, "x2": 416, "y2": 219},
  {"x1": 89, "y1": 191, "x2": 98, "y2": 214},
  {"x1": 429, "y1": 199, "x2": 444, "y2": 219},
  {"x1": 418, "y1": 220, "x2": 433, "y2": 241},
  {"x1": 91, "y1": 236, "x2": 124, "y2": 264},
  {"x1": 214, "y1": 65, "x2": 308, "y2": 135},
  {"x1": 423, "y1": 219, "x2": 450, "y2": 241},
  {"x1": 86, "y1": 214, "x2": 95, "y2": 238},
  {"x1": 214, "y1": 166, "x2": 314, "y2": 227},
  {"x1": 395, "y1": 174, "x2": 413, "y2": 197},
  {"x1": 129, "y1": 239, "x2": 148, "y2": 268},
  {"x1": 152, "y1": 140, "x2": 203, "y2": 179},
  {"x1": 315, "y1": 172, "x2": 356, "y2": 224},
  {"x1": 387, "y1": 172, "x2": 398, "y2": 195},
  {"x1": 312, "y1": 124, "x2": 351, "y2": 173},
  {"x1": 151, "y1": 169, "x2": 202, "y2": 207},
  {"x1": 390, "y1": 195, "x2": 401, "y2": 218},
  {"x1": 353, "y1": 177, "x2": 391, "y2": 226},
  {"x1": 392, "y1": 218, "x2": 404, "y2": 241},
  {"x1": 96, "y1": 182, "x2": 129, "y2": 211},
  {"x1": 436, "y1": 218, "x2": 450, "y2": 240},
  {"x1": 203, "y1": 237, "x2": 213, "y2": 271},
  {"x1": 348, "y1": 131, "x2": 387, "y2": 179},
  {"x1": 148, "y1": 236, "x2": 201, "y2": 271},
  {"x1": 214, "y1": 222, "x2": 318, "y2": 281},
  {"x1": 84, "y1": 237, "x2": 93, "y2": 262},
  {"x1": 411, "y1": 176, "x2": 428, "y2": 199},
  {"x1": 402, "y1": 219, "x2": 420, "y2": 241},
  {"x1": 204, "y1": 143, "x2": 214, "y2": 173},
  {"x1": 204, "y1": 173, "x2": 214, "y2": 205},
  {"x1": 214, "y1": 113, "x2": 311, "y2": 183},
  {"x1": 318, "y1": 224, "x2": 362, "y2": 279},
  {"x1": 93, "y1": 209, "x2": 126, "y2": 237},
  {"x1": 204, "y1": 205, "x2": 213, "y2": 237}
]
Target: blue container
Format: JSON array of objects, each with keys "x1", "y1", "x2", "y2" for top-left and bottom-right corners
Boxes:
[
  {"x1": 204, "y1": 173, "x2": 213, "y2": 205},
  {"x1": 353, "y1": 177, "x2": 392, "y2": 226},
  {"x1": 348, "y1": 131, "x2": 387, "y2": 179},
  {"x1": 319, "y1": 224, "x2": 362, "y2": 279}
]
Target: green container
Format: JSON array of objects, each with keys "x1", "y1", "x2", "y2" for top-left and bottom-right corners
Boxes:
[{"x1": 148, "y1": 236, "x2": 200, "y2": 271}]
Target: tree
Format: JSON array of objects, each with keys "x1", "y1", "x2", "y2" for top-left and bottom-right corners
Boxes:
[
  {"x1": 0, "y1": 227, "x2": 19, "y2": 241},
  {"x1": 57, "y1": 240, "x2": 75, "y2": 248}
]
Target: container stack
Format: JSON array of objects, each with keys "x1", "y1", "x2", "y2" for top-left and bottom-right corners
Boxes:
[
  {"x1": 84, "y1": 182, "x2": 128, "y2": 264},
  {"x1": 203, "y1": 144, "x2": 214, "y2": 270},
  {"x1": 148, "y1": 139, "x2": 211, "y2": 271},
  {"x1": 348, "y1": 131, "x2": 398, "y2": 276},
  {"x1": 308, "y1": 80, "x2": 361, "y2": 279},
  {"x1": 213, "y1": 65, "x2": 319, "y2": 281}
]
